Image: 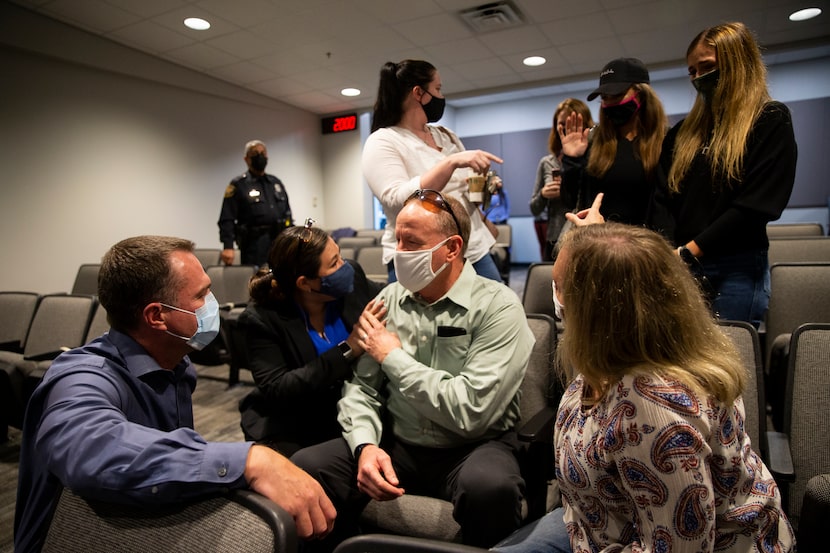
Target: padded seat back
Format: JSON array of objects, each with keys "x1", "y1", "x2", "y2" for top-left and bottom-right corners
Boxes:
[
  {"x1": 71, "y1": 264, "x2": 100, "y2": 296},
  {"x1": 0, "y1": 292, "x2": 40, "y2": 352},
  {"x1": 767, "y1": 223, "x2": 824, "y2": 238},
  {"x1": 521, "y1": 263, "x2": 555, "y2": 319},
  {"x1": 718, "y1": 320, "x2": 765, "y2": 458},
  {"x1": 781, "y1": 324, "x2": 830, "y2": 529},
  {"x1": 42, "y1": 488, "x2": 296, "y2": 553},
  {"x1": 24, "y1": 294, "x2": 96, "y2": 359},
  {"x1": 356, "y1": 246, "x2": 388, "y2": 283}
]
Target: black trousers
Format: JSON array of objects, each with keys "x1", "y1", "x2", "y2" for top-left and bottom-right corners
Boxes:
[
  {"x1": 291, "y1": 432, "x2": 525, "y2": 550},
  {"x1": 240, "y1": 230, "x2": 274, "y2": 267}
]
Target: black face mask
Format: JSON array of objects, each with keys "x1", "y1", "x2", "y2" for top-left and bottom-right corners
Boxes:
[
  {"x1": 421, "y1": 91, "x2": 446, "y2": 123},
  {"x1": 250, "y1": 153, "x2": 268, "y2": 172},
  {"x1": 602, "y1": 96, "x2": 641, "y2": 127},
  {"x1": 692, "y1": 69, "x2": 720, "y2": 102}
]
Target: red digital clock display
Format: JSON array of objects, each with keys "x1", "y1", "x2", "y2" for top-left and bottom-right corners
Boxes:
[{"x1": 321, "y1": 113, "x2": 358, "y2": 134}]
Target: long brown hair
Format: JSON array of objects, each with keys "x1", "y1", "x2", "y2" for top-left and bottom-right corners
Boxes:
[
  {"x1": 668, "y1": 22, "x2": 771, "y2": 192},
  {"x1": 556, "y1": 223, "x2": 745, "y2": 404},
  {"x1": 586, "y1": 84, "x2": 667, "y2": 179},
  {"x1": 549, "y1": 98, "x2": 594, "y2": 157}
]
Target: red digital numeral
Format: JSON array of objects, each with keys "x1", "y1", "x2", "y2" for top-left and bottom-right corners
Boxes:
[{"x1": 332, "y1": 115, "x2": 356, "y2": 132}]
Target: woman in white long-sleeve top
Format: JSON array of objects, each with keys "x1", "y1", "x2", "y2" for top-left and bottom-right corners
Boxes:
[{"x1": 362, "y1": 59, "x2": 503, "y2": 283}]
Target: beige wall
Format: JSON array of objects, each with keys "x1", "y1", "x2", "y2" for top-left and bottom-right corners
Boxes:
[{"x1": 0, "y1": 3, "x2": 369, "y2": 293}]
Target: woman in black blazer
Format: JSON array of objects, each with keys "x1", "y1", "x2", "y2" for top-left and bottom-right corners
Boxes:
[{"x1": 238, "y1": 222, "x2": 386, "y2": 456}]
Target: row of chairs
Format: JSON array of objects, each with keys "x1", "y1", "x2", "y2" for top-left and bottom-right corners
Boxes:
[
  {"x1": 0, "y1": 292, "x2": 108, "y2": 439},
  {"x1": 36, "y1": 321, "x2": 830, "y2": 552}
]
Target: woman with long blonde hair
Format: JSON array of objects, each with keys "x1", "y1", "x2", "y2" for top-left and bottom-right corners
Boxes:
[
  {"x1": 655, "y1": 22, "x2": 797, "y2": 328},
  {"x1": 494, "y1": 222, "x2": 795, "y2": 553},
  {"x1": 559, "y1": 58, "x2": 667, "y2": 226}
]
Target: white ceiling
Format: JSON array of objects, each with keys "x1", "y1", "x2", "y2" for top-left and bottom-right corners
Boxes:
[{"x1": 10, "y1": 0, "x2": 830, "y2": 115}]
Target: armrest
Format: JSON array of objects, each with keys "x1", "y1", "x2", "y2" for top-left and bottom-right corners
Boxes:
[
  {"x1": 0, "y1": 340, "x2": 23, "y2": 353},
  {"x1": 518, "y1": 406, "x2": 556, "y2": 444},
  {"x1": 766, "y1": 430, "x2": 795, "y2": 482},
  {"x1": 24, "y1": 347, "x2": 69, "y2": 362},
  {"x1": 334, "y1": 533, "x2": 486, "y2": 553}
]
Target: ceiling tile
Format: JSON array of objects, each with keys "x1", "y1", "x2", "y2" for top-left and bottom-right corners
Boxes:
[
  {"x1": 9, "y1": 0, "x2": 829, "y2": 115},
  {"x1": 105, "y1": 0, "x2": 189, "y2": 19},
  {"x1": 205, "y1": 29, "x2": 275, "y2": 58},
  {"x1": 165, "y1": 41, "x2": 239, "y2": 70},
  {"x1": 539, "y1": 12, "x2": 616, "y2": 46},
  {"x1": 107, "y1": 19, "x2": 194, "y2": 53},
  {"x1": 40, "y1": 0, "x2": 139, "y2": 32},
  {"x1": 393, "y1": 12, "x2": 473, "y2": 45},
  {"x1": 209, "y1": 60, "x2": 278, "y2": 85}
]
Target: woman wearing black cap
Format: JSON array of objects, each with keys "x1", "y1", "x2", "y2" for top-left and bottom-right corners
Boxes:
[{"x1": 559, "y1": 57, "x2": 667, "y2": 226}]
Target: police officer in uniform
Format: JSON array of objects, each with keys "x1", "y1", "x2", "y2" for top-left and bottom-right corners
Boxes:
[{"x1": 218, "y1": 140, "x2": 293, "y2": 266}]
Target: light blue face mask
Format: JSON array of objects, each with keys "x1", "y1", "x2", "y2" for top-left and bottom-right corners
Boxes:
[{"x1": 161, "y1": 291, "x2": 221, "y2": 351}]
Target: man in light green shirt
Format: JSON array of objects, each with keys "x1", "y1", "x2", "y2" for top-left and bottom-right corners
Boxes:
[{"x1": 292, "y1": 190, "x2": 534, "y2": 549}]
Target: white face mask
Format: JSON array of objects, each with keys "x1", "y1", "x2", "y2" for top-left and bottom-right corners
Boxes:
[
  {"x1": 394, "y1": 237, "x2": 451, "y2": 293},
  {"x1": 551, "y1": 279, "x2": 564, "y2": 321}
]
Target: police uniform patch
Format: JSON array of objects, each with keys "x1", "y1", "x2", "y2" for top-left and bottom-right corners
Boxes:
[{"x1": 224, "y1": 184, "x2": 236, "y2": 198}]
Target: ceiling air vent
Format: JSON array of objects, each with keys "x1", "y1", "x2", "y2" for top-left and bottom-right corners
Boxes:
[{"x1": 459, "y1": 1, "x2": 525, "y2": 33}]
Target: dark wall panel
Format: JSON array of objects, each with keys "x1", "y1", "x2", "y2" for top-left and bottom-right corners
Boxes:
[
  {"x1": 787, "y1": 97, "x2": 830, "y2": 208},
  {"x1": 462, "y1": 128, "x2": 549, "y2": 217},
  {"x1": 462, "y1": 97, "x2": 829, "y2": 217}
]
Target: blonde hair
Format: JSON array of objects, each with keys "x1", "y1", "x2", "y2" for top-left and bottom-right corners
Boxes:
[
  {"x1": 587, "y1": 84, "x2": 667, "y2": 179},
  {"x1": 668, "y1": 22, "x2": 771, "y2": 192},
  {"x1": 555, "y1": 223, "x2": 745, "y2": 404}
]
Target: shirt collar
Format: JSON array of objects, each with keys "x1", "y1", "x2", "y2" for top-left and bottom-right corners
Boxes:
[{"x1": 108, "y1": 328, "x2": 191, "y2": 381}]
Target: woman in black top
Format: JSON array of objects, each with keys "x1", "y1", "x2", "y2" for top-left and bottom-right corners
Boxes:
[
  {"x1": 654, "y1": 22, "x2": 797, "y2": 328},
  {"x1": 560, "y1": 57, "x2": 667, "y2": 226},
  {"x1": 238, "y1": 222, "x2": 386, "y2": 456}
]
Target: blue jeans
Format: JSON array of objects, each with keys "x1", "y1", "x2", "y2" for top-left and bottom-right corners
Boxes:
[
  {"x1": 491, "y1": 507, "x2": 571, "y2": 553},
  {"x1": 692, "y1": 250, "x2": 770, "y2": 329},
  {"x1": 386, "y1": 253, "x2": 503, "y2": 284}
]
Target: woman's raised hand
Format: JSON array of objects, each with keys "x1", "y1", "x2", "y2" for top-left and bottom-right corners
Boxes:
[{"x1": 560, "y1": 112, "x2": 590, "y2": 158}]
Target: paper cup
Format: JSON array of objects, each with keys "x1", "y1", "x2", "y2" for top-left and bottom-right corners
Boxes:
[{"x1": 467, "y1": 175, "x2": 486, "y2": 203}]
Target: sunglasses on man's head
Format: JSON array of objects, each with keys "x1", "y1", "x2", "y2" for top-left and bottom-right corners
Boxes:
[{"x1": 406, "y1": 189, "x2": 461, "y2": 235}]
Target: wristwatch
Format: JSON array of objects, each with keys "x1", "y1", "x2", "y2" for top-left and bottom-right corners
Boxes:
[
  {"x1": 678, "y1": 246, "x2": 697, "y2": 265},
  {"x1": 353, "y1": 443, "x2": 371, "y2": 461},
  {"x1": 337, "y1": 340, "x2": 354, "y2": 360}
]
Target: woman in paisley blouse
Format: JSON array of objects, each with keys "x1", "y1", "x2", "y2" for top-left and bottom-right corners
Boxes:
[{"x1": 497, "y1": 222, "x2": 794, "y2": 553}]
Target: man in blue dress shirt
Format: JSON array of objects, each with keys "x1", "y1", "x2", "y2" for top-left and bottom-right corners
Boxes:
[{"x1": 14, "y1": 235, "x2": 335, "y2": 553}]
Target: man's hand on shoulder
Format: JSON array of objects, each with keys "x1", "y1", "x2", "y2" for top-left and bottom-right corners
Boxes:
[
  {"x1": 245, "y1": 444, "x2": 336, "y2": 540},
  {"x1": 355, "y1": 444, "x2": 404, "y2": 501}
]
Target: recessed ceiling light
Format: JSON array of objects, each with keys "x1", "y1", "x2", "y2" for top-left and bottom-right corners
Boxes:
[
  {"x1": 341, "y1": 88, "x2": 361, "y2": 97},
  {"x1": 523, "y1": 56, "x2": 546, "y2": 67},
  {"x1": 184, "y1": 17, "x2": 211, "y2": 30},
  {"x1": 789, "y1": 7, "x2": 821, "y2": 21}
]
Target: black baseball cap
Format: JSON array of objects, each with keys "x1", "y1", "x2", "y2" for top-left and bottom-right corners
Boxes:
[{"x1": 587, "y1": 58, "x2": 650, "y2": 101}]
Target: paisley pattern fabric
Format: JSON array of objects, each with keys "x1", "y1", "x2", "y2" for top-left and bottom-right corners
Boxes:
[{"x1": 555, "y1": 373, "x2": 795, "y2": 552}]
